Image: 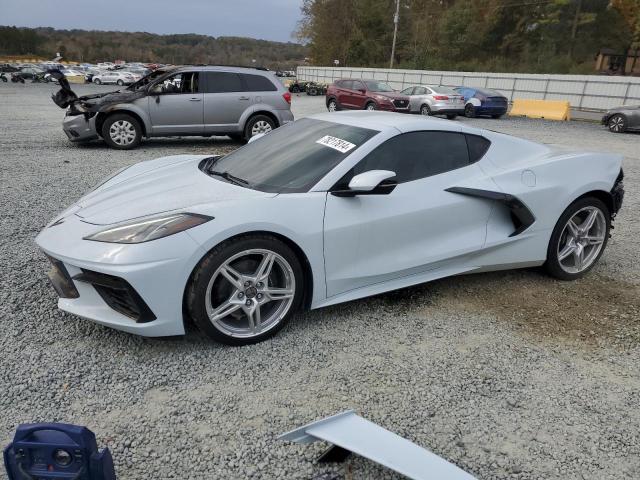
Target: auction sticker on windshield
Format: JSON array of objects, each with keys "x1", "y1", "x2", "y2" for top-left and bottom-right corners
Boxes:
[{"x1": 316, "y1": 135, "x2": 356, "y2": 154}]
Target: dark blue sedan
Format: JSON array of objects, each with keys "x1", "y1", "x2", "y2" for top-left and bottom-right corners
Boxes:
[{"x1": 454, "y1": 87, "x2": 509, "y2": 118}]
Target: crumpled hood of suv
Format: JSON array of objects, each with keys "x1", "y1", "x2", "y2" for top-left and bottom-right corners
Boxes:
[{"x1": 73, "y1": 155, "x2": 274, "y2": 225}]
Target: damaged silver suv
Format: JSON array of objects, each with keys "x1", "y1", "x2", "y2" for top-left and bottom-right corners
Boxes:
[{"x1": 50, "y1": 66, "x2": 294, "y2": 149}]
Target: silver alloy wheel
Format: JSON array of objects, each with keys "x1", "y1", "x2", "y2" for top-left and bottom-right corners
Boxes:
[
  {"x1": 366, "y1": 103, "x2": 376, "y2": 111},
  {"x1": 108, "y1": 120, "x2": 136, "y2": 146},
  {"x1": 557, "y1": 206, "x2": 607, "y2": 274},
  {"x1": 251, "y1": 120, "x2": 272, "y2": 137},
  {"x1": 420, "y1": 105, "x2": 430, "y2": 116},
  {"x1": 328, "y1": 101, "x2": 337, "y2": 112},
  {"x1": 205, "y1": 249, "x2": 296, "y2": 338},
  {"x1": 608, "y1": 115, "x2": 625, "y2": 133}
]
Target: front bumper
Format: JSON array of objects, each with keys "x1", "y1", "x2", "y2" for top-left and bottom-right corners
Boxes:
[
  {"x1": 36, "y1": 213, "x2": 204, "y2": 337},
  {"x1": 62, "y1": 113, "x2": 99, "y2": 142}
]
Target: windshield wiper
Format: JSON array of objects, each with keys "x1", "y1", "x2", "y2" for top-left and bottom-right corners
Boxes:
[{"x1": 209, "y1": 170, "x2": 250, "y2": 187}]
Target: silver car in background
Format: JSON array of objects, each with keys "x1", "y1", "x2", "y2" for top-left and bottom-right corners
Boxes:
[{"x1": 400, "y1": 85, "x2": 465, "y2": 119}]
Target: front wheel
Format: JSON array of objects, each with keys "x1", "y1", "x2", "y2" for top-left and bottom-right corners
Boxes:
[
  {"x1": 186, "y1": 235, "x2": 304, "y2": 345},
  {"x1": 94, "y1": 78, "x2": 102, "y2": 85},
  {"x1": 116, "y1": 79, "x2": 124, "y2": 86},
  {"x1": 544, "y1": 197, "x2": 610, "y2": 280},
  {"x1": 608, "y1": 114, "x2": 627, "y2": 133},
  {"x1": 101, "y1": 113, "x2": 142, "y2": 150},
  {"x1": 420, "y1": 104, "x2": 432, "y2": 116},
  {"x1": 365, "y1": 102, "x2": 377, "y2": 111},
  {"x1": 464, "y1": 104, "x2": 476, "y2": 118}
]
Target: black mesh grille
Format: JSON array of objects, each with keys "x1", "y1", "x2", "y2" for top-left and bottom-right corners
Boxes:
[
  {"x1": 393, "y1": 99, "x2": 408, "y2": 108},
  {"x1": 73, "y1": 270, "x2": 156, "y2": 323}
]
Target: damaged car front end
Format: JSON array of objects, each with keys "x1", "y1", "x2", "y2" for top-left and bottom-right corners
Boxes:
[{"x1": 49, "y1": 68, "x2": 170, "y2": 144}]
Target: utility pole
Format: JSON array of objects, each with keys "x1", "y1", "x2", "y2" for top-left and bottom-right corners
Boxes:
[
  {"x1": 568, "y1": 0, "x2": 583, "y2": 60},
  {"x1": 390, "y1": 0, "x2": 400, "y2": 69}
]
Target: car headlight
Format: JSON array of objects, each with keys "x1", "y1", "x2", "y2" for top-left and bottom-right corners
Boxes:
[{"x1": 84, "y1": 213, "x2": 213, "y2": 244}]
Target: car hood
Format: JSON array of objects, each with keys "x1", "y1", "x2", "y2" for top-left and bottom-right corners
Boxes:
[
  {"x1": 369, "y1": 91, "x2": 407, "y2": 100},
  {"x1": 71, "y1": 155, "x2": 275, "y2": 225}
]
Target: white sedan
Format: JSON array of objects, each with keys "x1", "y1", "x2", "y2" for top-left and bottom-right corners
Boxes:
[
  {"x1": 36, "y1": 112, "x2": 624, "y2": 345},
  {"x1": 92, "y1": 71, "x2": 135, "y2": 86}
]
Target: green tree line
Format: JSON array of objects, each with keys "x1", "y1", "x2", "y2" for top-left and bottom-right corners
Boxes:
[
  {"x1": 297, "y1": 0, "x2": 640, "y2": 73},
  {"x1": 0, "y1": 26, "x2": 307, "y2": 69}
]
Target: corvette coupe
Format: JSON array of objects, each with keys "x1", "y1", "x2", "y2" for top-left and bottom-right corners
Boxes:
[{"x1": 36, "y1": 112, "x2": 624, "y2": 345}]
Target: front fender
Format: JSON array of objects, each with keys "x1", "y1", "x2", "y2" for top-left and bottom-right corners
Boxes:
[{"x1": 98, "y1": 102, "x2": 151, "y2": 135}]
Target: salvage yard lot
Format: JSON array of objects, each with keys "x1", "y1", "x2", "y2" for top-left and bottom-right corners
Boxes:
[{"x1": 1, "y1": 82, "x2": 639, "y2": 479}]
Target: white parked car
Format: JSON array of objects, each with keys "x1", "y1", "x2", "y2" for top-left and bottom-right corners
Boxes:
[
  {"x1": 92, "y1": 71, "x2": 135, "y2": 86},
  {"x1": 36, "y1": 112, "x2": 624, "y2": 345}
]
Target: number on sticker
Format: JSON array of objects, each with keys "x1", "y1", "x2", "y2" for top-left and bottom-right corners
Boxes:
[{"x1": 316, "y1": 135, "x2": 356, "y2": 154}]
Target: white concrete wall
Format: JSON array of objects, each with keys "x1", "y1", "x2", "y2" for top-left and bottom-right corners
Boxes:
[{"x1": 297, "y1": 66, "x2": 640, "y2": 111}]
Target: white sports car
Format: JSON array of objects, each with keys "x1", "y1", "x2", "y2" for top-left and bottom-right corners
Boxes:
[{"x1": 36, "y1": 112, "x2": 625, "y2": 345}]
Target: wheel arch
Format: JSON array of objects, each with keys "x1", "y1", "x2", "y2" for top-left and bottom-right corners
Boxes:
[
  {"x1": 182, "y1": 230, "x2": 315, "y2": 327},
  {"x1": 96, "y1": 109, "x2": 148, "y2": 138},
  {"x1": 244, "y1": 109, "x2": 280, "y2": 130},
  {"x1": 572, "y1": 189, "x2": 615, "y2": 218}
]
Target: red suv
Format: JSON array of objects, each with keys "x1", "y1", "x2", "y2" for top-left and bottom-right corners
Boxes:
[{"x1": 326, "y1": 79, "x2": 410, "y2": 113}]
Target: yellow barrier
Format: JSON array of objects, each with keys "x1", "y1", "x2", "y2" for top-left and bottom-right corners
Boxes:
[
  {"x1": 66, "y1": 76, "x2": 85, "y2": 84},
  {"x1": 509, "y1": 99, "x2": 571, "y2": 121}
]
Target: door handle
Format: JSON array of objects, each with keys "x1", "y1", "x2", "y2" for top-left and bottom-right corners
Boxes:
[
  {"x1": 239, "y1": 96, "x2": 250, "y2": 101},
  {"x1": 189, "y1": 97, "x2": 202, "y2": 102}
]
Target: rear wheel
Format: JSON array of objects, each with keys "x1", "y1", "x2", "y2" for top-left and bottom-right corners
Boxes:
[
  {"x1": 101, "y1": 113, "x2": 142, "y2": 150},
  {"x1": 420, "y1": 104, "x2": 432, "y2": 116},
  {"x1": 186, "y1": 235, "x2": 304, "y2": 345},
  {"x1": 244, "y1": 114, "x2": 275, "y2": 141},
  {"x1": 464, "y1": 104, "x2": 476, "y2": 118},
  {"x1": 116, "y1": 79, "x2": 124, "y2": 86},
  {"x1": 94, "y1": 78, "x2": 102, "y2": 85},
  {"x1": 608, "y1": 114, "x2": 627, "y2": 133},
  {"x1": 544, "y1": 197, "x2": 610, "y2": 280}
]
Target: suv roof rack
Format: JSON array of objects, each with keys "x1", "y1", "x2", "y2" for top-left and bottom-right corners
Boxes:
[{"x1": 185, "y1": 64, "x2": 270, "y2": 71}]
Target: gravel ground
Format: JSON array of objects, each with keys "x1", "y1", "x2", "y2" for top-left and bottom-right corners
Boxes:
[{"x1": 0, "y1": 83, "x2": 638, "y2": 479}]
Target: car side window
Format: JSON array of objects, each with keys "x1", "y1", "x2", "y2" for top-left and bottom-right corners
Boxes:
[
  {"x1": 242, "y1": 74, "x2": 277, "y2": 92},
  {"x1": 203, "y1": 72, "x2": 243, "y2": 93},
  {"x1": 400, "y1": 86, "x2": 414, "y2": 95},
  {"x1": 341, "y1": 80, "x2": 353, "y2": 90},
  {"x1": 353, "y1": 131, "x2": 471, "y2": 184},
  {"x1": 414, "y1": 87, "x2": 427, "y2": 95},
  {"x1": 155, "y1": 72, "x2": 199, "y2": 94},
  {"x1": 352, "y1": 81, "x2": 365, "y2": 91},
  {"x1": 465, "y1": 134, "x2": 491, "y2": 162}
]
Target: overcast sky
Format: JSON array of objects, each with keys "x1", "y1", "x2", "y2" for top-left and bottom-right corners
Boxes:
[{"x1": 0, "y1": 0, "x2": 304, "y2": 42}]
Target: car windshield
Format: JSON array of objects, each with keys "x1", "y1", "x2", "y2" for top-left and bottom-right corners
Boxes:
[
  {"x1": 365, "y1": 80, "x2": 395, "y2": 92},
  {"x1": 207, "y1": 118, "x2": 379, "y2": 193},
  {"x1": 128, "y1": 69, "x2": 170, "y2": 91}
]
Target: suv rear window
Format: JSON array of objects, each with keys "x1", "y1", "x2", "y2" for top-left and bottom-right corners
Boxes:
[
  {"x1": 203, "y1": 72, "x2": 243, "y2": 93},
  {"x1": 242, "y1": 74, "x2": 277, "y2": 92}
]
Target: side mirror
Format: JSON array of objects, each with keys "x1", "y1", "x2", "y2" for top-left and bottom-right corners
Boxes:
[{"x1": 332, "y1": 170, "x2": 397, "y2": 197}]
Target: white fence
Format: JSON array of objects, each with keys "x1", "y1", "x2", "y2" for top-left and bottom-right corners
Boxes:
[{"x1": 297, "y1": 66, "x2": 640, "y2": 111}]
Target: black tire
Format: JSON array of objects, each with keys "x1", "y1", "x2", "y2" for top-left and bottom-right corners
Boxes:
[
  {"x1": 446, "y1": 114, "x2": 457, "y2": 120},
  {"x1": 327, "y1": 98, "x2": 340, "y2": 112},
  {"x1": 308, "y1": 87, "x2": 318, "y2": 96},
  {"x1": 1, "y1": 77, "x2": 6, "y2": 83},
  {"x1": 94, "y1": 78, "x2": 102, "y2": 85},
  {"x1": 464, "y1": 104, "x2": 476, "y2": 118},
  {"x1": 544, "y1": 197, "x2": 610, "y2": 281},
  {"x1": 186, "y1": 234, "x2": 305, "y2": 345},
  {"x1": 116, "y1": 79, "x2": 124, "y2": 86},
  {"x1": 244, "y1": 114, "x2": 276, "y2": 141},
  {"x1": 101, "y1": 113, "x2": 142, "y2": 150},
  {"x1": 607, "y1": 114, "x2": 627, "y2": 133},
  {"x1": 365, "y1": 101, "x2": 377, "y2": 111},
  {"x1": 291, "y1": 85, "x2": 300, "y2": 93},
  {"x1": 492, "y1": 114, "x2": 503, "y2": 119},
  {"x1": 420, "y1": 104, "x2": 432, "y2": 116}
]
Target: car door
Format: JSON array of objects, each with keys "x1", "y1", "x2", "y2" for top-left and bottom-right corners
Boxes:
[
  {"x1": 337, "y1": 80, "x2": 354, "y2": 108},
  {"x1": 323, "y1": 130, "x2": 494, "y2": 297},
  {"x1": 350, "y1": 80, "x2": 367, "y2": 109},
  {"x1": 411, "y1": 86, "x2": 428, "y2": 111},
  {"x1": 148, "y1": 71, "x2": 204, "y2": 135},
  {"x1": 202, "y1": 71, "x2": 247, "y2": 133}
]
